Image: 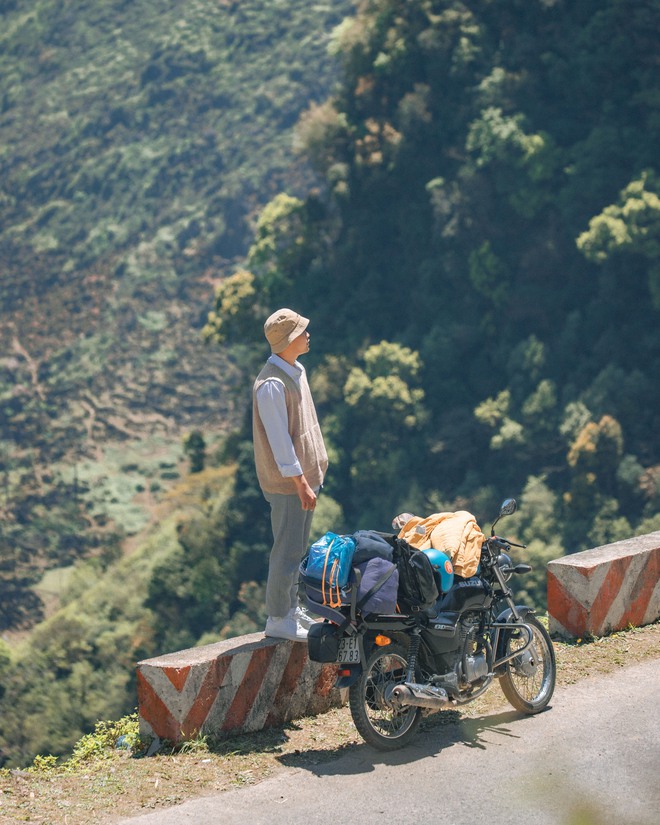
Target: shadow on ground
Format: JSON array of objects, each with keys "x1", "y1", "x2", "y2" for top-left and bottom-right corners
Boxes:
[{"x1": 276, "y1": 706, "x2": 541, "y2": 776}]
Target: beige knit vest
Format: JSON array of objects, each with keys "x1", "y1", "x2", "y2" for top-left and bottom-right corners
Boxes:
[{"x1": 252, "y1": 361, "x2": 328, "y2": 495}]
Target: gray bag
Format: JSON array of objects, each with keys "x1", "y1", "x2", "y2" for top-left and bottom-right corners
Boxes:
[{"x1": 354, "y1": 557, "x2": 399, "y2": 615}]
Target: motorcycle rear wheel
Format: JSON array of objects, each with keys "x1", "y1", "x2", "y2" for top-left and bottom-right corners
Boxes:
[
  {"x1": 499, "y1": 615, "x2": 556, "y2": 713},
  {"x1": 349, "y1": 642, "x2": 422, "y2": 750}
]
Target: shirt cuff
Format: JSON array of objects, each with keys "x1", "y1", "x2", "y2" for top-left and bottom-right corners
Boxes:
[{"x1": 279, "y1": 461, "x2": 303, "y2": 478}]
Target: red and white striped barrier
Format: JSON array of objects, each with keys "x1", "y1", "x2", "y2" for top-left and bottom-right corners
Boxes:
[
  {"x1": 547, "y1": 531, "x2": 660, "y2": 639},
  {"x1": 137, "y1": 633, "x2": 343, "y2": 744}
]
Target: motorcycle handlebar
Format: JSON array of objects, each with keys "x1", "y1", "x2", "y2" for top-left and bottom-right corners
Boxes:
[{"x1": 490, "y1": 535, "x2": 527, "y2": 549}]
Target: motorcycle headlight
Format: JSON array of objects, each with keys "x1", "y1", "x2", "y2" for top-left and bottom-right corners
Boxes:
[{"x1": 497, "y1": 552, "x2": 513, "y2": 582}]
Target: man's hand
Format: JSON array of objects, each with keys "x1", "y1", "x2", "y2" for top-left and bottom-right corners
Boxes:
[{"x1": 292, "y1": 474, "x2": 317, "y2": 510}]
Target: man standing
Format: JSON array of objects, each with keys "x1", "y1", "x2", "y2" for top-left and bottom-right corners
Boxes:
[{"x1": 253, "y1": 308, "x2": 328, "y2": 641}]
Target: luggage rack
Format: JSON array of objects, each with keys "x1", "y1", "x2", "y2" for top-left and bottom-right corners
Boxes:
[
  {"x1": 299, "y1": 568, "x2": 421, "y2": 632},
  {"x1": 298, "y1": 541, "x2": 432, "y2": 633},
  {"x1": 298, "y1": 568, "x2": 358, "y2": 628}
]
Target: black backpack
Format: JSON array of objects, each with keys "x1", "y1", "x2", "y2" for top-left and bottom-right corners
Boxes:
[
  {"x1": 376, "y1": 533, "x2": 439, "y2": 612},
  {"x1": 392, "y1": 537, "x2": 439, "y2": 612}
]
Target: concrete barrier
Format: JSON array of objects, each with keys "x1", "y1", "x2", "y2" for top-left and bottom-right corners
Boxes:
[
  {"x1": 137, "y1": 633, "x2": 343, "y2": 744},
  {"x1": 547, "y1": 531, "x2": 660, "y2": 639}
]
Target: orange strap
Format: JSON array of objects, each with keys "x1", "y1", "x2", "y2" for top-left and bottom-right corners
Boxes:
[
  {"x1": 321, "y1": 540, "x2": 342, "y2": 608},
  {"x1": 321, "y1": 541, "x2": 332, "y2": 605},
  {"x1": 328, "y1": 559, "x2": 341, "y2": 608}
]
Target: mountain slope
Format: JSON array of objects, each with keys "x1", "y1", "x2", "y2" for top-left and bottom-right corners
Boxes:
[{"x1": 0, "y1": 0, "x2": 354, "y2": 623}]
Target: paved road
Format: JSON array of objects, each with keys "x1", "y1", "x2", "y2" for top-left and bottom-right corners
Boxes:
[{"x1": 121, "y1": 658, "x2": 660, "y2": 825}]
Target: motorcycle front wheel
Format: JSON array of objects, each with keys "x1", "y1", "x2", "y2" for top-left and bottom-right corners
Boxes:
[
  {"x1": 349, "y1": 642, "x2": 422, "y2": 750},
  {"x1": 499, "y1": 614, "x2": 556, "y2": 713}
]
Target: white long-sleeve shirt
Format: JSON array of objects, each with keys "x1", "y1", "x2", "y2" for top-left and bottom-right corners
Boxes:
[{"x1": 255, "y1": 354, "x2": 304, "y2": 478}]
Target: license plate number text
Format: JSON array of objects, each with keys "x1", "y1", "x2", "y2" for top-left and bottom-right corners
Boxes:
[{"x1": 337, "y1": 637, "x2": 360, "y2": 664}]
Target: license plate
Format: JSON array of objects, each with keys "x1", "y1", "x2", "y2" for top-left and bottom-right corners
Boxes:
[{"x1": 337, "y1": 636, "x2": 360, "y2": 664}]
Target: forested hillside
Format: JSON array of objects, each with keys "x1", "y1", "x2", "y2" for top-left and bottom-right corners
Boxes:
[{"x1": 1, "y1": 0, "x2": 659, "y2": 767}]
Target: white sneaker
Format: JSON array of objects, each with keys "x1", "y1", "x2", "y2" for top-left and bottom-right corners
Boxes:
[
  {"x1": 265, "y1": 615, "x2": 308, "y2": 642},
  {"x1": 295, "y1": 605, "x2": 318, "y2": 629}
]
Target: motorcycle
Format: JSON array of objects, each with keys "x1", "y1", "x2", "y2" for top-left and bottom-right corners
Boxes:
[{"x1": 302, "y1": 498, "x2": 556, "y2": 750}]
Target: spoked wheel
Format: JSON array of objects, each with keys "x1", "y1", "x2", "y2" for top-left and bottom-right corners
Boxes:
[
  {"x1": 349, "y1": 642, "x2": 422, "y2": 750},
  {"x1": 499, "y1": 615, "x2": 556, "y2": 713}
]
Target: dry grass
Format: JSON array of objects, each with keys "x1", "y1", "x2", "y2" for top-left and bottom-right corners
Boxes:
[{"x1": 1, "y1": 621, "x2": 659, "y2": 825}]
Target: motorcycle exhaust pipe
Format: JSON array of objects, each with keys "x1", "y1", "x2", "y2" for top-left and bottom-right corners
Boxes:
[{"x1": 391, "y1": 682, "x2": 450, "y2": 710}]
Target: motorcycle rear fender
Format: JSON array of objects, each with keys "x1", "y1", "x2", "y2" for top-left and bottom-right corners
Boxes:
[
  {"x1": 332, "y1": 629, "x2": 397, "y2": 688},
  {"x1": 493, "y1": 605, "x2": 536, "y2": 674},
  {"x1": 334, "y1": 663, "x2": 361, "y2": 688}
]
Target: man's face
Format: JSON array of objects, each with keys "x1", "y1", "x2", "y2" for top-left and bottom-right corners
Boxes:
[{"x1": 292, "y1": 329, "x2": 310, "y2": 358}]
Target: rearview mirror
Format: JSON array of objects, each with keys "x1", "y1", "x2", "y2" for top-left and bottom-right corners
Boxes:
[
  {"x1": 490, "y1": 498, "x2": 517, "y2": 536},
  {"x1": 499, "y1": 498, "x2": 517, "y2": 517}
]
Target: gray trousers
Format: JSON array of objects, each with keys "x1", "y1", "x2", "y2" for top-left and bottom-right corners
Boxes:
[{"x1": 264, "y1": 491, "x2": 316, "y2": 618}]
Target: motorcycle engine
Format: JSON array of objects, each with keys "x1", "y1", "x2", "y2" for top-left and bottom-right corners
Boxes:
[
  {"x1": 425, "y1": 611, "x2": 490, "y2": 696},
  {"x1": 457, "y1": 613, "x2": 488, "y2": 685},
  {"x1": 462, "y1": 651, "x2": 489, "y2": 683}
]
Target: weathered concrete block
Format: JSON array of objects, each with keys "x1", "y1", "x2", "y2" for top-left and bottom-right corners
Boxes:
[
  {"x1": 137, "y1": 633, "x2": 344, "y2": 744},
  {"x1": 547, "y1": 531, "x2": 660, "y2": 639}
]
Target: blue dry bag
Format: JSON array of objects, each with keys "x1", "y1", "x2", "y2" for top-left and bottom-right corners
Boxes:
[{"x1": 305, "y1": 532, "x2": 356, "y2": 607}]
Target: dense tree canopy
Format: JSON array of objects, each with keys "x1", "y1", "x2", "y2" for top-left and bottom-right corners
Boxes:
[{"x1": 210, "y1": 0, "x2": 660, "y2": 558}]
